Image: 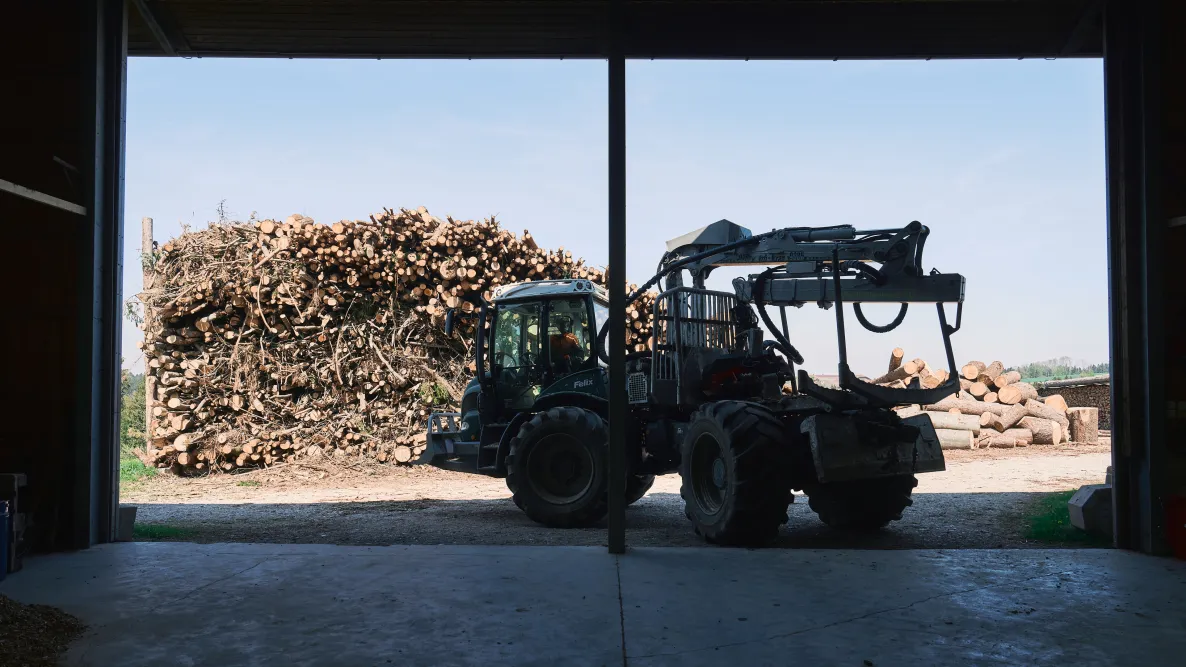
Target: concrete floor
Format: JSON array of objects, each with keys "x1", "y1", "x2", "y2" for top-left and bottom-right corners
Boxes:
[{"x1": 2, "y1": 544, "x2": 1184, "y2": 667}]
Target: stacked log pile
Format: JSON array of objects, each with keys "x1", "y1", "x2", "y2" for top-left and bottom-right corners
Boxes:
[
  {"x1": 888, "y1": 353, "x2": 1097, "y2": 449},
  {"x1": 139, "y1": 207, "x2": 656, "y2": 474},
  {"x1": 1037, "y1": 375, "x2": 1110, "y2": 429},
  {"x1": 872, "y1": 348, "x2": 951, "y2": 390}
]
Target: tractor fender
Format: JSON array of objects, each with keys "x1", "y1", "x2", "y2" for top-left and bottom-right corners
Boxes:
[
  {"x1": 494, "y1": 411, "x2": 532, "y2": 477},
  {"x1": 494, "y1": 393, "x2": 610, "y2": 476},
  {"x1": 532, "y1": 392, "x2": 609, "y2": 418}
]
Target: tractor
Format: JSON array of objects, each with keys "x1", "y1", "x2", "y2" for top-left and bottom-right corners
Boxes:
[{"x1": 418, "y1": 219, "x2": 965, "y2": 545}]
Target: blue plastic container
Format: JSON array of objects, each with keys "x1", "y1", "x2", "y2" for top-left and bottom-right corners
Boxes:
[{"x1": 0, "y1": 500, "x2": 9, "y2": 582}]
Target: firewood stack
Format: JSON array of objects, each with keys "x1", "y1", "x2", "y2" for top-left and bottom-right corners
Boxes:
[
  {"x1": 886, "y1": 353, "x2": 1076, "y2": 449},
  {"x1": 139, "y1": 207, "x2": 656, "y2": 474}
]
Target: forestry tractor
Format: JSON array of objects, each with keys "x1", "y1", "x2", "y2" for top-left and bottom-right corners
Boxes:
[{"x1": 417, "y1": 219, "x2": 965, "y2": 545}]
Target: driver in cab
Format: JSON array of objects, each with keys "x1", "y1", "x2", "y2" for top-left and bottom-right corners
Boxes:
[{"x1": 550, "y1": 319, "x2": 584, "y2": 376}]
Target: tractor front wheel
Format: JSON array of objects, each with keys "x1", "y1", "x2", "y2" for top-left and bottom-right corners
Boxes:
[
  {"x1": 679, "y1": 401, "x2": 790, "y2": 546},
  {"x1": 506, "y1": 407, "x2": 609, "y2": 528}
]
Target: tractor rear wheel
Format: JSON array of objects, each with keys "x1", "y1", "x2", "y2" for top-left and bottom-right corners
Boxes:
[
  {"x1": 625, "y1": 474, "x2": 655, "y2": 506},
  {"x1": 505, "y1": 407, "x2": 608, "y2": 528},
  {"x1": 804, "y1": 475, "x2": 918, "y2": 531},
  {"x1": 679, "y1": 401, "x2": 790, "y2": 546}
]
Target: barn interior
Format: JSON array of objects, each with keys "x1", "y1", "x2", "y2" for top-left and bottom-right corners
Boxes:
[{"x1": 1, "y1": 1, "x2": 1184, "y2": 664}]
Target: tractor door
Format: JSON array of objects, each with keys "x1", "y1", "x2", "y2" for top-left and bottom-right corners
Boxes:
[{"x1": 490, "y1": 301, "x2": 544, "y2": 417}]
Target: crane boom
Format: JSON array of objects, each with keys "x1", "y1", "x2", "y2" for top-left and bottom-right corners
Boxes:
[{"x1": 647, "y1": 217, "x2": 965, "y2": 408}]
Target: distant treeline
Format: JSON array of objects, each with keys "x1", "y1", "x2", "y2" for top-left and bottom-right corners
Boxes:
[
  {"x1": 1008, "y1": 357, "x2": 1109, "y2": 382},
  {"x1": 120, "y1": 370, "x2": 145, "y2": 453},
  {"x1": 122, "y1": 370, "x2": 144, "y2": 397}
]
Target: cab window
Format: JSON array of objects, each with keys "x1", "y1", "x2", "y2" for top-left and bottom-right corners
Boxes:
[
  {"x1": 547, "y1": 298, "x2": 593, "y2": 377},
  {"x1": 592, "y1": 300, "x2": 609, "y2": 367},
  {"x1": 491, "y1": 302, "x2": 541, "y2": 371}
]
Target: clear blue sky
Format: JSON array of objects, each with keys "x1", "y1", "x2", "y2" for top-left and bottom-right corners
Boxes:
[{"x1": 124, "y1": 57, "x2": 1107, "y2": 377}]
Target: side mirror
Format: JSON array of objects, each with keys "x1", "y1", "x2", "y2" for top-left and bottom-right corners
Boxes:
[{"x1": 443, "y1": 308, "x2": 456, "y2": 337}]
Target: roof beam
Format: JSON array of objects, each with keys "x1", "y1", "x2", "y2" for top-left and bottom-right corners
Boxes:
[
  {"x1": 0, "y1": 178, "x2": 87, "y2": 216},
  {"x1": 123, "y1": 1, "x2": 1100, "y2": 60},
  {"x1": 130, "y1": 0, "x2": 186, "y2": 56},
  {"x1": 1059, "y1": 0, "x2": 1104, "y2": 57}
]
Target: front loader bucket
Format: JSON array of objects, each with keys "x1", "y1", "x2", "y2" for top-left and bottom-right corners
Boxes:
[{"x1": 414, "y1": 412, "x2": 463, "y2": 465}]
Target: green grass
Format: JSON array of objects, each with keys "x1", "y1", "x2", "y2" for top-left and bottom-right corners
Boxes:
[
  {"x1": 236, "y1": 480, "x2": 262, "y2": 487},
  {"x1": 132, "y1": 524, "x2": 191, "y2": 540},
  {"x1": 119, "y1": 453, "x2": 157, "y2": 485},
  {"x1": 1024, "y1": 490, "x2": 1111, "y2": 546},
  {"x1": 417, "y1": 381, "x2": 452, "y2": 405}
]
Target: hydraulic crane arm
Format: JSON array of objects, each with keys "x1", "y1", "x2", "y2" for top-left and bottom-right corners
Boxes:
[
  {"x1": 597, "y1": 217, "x2": 964, "y2": 407},
  {"x1": 659, "y1": 219, "x2": 943, "y2": 291},
  {"x1": 643, "y1": 218, "x2": 965, "y2": 408}
]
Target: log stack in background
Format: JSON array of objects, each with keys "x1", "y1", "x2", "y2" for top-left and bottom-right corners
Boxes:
[
  {"x1": 872, "y1": 348, "x2": 951, "y2": 390},
  {"x1": 139, "y1": 207, "x2": 656, "y2": 474},
  {"x1": 887, "y1": 352, "x2": 1098, "y2": 449}
]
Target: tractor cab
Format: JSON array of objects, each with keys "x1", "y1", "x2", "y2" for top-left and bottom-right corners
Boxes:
[{"x1": 420, "y1": 280, "x2": 611, "y2": 474}]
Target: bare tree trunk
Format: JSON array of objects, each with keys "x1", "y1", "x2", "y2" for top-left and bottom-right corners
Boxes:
[
  {"x1": 924, "y1": 397, "x2": 1009, "y2": 416},
  {"x1": 1019, "y1": 416, "x2": 1062, "y2": 445},
  {"x1": 1024, "y1": 399, "x2": 1070, "y2": 433},
  {"x1": 923, "y1": 411, "x2": 981, "y2": 434},
  {"x1": 1002, "y1": 427, "x2": 1034, "y2": 445},
  {"x1": 934, "y1": 428, "x2": 974, "y2": 450},
  {"x1": 1066, "y1": 407, "x2": 1100, "y2": 443},
  {"x1": 142, "y1": 216, "x2": 155, "y2": 449}
]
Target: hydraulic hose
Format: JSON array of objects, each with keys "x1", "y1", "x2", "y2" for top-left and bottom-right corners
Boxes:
[
  {"x1": 844, "y1": 260, "x2": 886, "y2": 286},
  {"x1": 853, "y1": 302, "x2": 909, "y2": 333},
  {"x1": 841, "y1": 260, "x2": 908, "y2": 333},
  {"x1": 753, "y1": 267, "x2": 805, "y2": 365}
]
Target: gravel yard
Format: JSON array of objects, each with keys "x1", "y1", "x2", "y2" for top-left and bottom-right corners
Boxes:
[{"x1": 123, "y1": 443, "x2": 1111, "y2": 549}]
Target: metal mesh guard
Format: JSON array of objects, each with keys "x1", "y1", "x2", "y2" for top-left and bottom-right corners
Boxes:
[
  {"x1": 429, "y1": 412, "x2": 461, "y2": 433},
  {"x1": 627, "y1": 372, "x2": 649, "y2": 404}
]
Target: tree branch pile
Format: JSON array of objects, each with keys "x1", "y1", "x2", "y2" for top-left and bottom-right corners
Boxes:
[{"x1": 138, "y1": 207, "x2": 655, "y2": 474}]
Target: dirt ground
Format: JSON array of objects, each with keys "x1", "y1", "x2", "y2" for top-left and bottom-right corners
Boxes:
[{"x1": 123, "y1": 442, "x2": 1112, "y2": 549}]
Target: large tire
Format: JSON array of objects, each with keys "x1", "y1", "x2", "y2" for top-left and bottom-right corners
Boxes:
[
  {"x1": 505, "y1": 407, "x2": 608, "y2": 527},
  {"x1": 625, "y1": 474, "x2": 656, "y2": 506},
  {"x1": 679, "y1": 401, "x2": 790, "y2": 546},
  {"x1": 805, "y1": 475, "x2": 918, "y2": 530}
]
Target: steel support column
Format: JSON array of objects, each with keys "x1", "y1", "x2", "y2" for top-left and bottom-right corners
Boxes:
[
  {"x1": 606, "y1": 3, "x2": 627, "y2": 556},
  {"x1": 74, "y1": 0, "x2": 127, "y2": 548},
  {"x1": 1103, "y1": 0, "x2": 1169, "y2": 554}
]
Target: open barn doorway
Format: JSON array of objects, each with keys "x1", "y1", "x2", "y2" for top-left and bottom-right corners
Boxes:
[
  {"x1": 117, "y1": 56, "x2": 1111, "y2": 550},
  {"x1": 623, "y1": 58, "x2": 1112, "y2": 548},
  {"x1": 117, "y1": 58, "x2": 615, "y2": 545}
]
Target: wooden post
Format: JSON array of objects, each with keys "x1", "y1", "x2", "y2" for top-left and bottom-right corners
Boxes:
[{"x1": 142, "y1": 216, "x2": 154, "y2": 448}]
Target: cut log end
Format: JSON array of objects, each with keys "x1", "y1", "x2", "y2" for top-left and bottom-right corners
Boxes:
[
  {"x1": 997, "y1": 382, "x2": 1038, "y2": 406},
  {"x1": 961, "y1": 360, "x2": 986, "y2": 380},
  {"x1": 1043, "y1": 394, "x2": 1069, "y2": 413}
]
